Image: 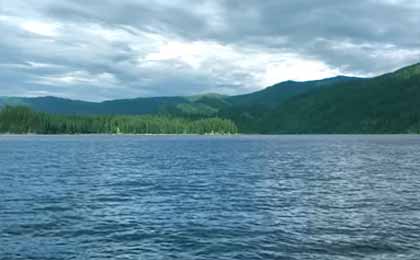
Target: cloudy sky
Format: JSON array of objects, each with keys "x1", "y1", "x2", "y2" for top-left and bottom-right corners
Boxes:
[{"x1": 1, "y1": 0, "x2": 420, "y2": 101}]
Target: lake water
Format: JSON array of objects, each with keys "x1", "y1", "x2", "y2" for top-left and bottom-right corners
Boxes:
[{"x1": 1, "y1": 135, "x2": 420, "y2": 260}]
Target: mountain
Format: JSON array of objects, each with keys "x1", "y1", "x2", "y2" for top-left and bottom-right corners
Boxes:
[
  {"x1": 217, "y1": 76, "x2": 362, "y2": 132},
  {"x1": 0, "y1": 76, "x2": 358, "y2": 117},
  {"x1": 0, "y1": 96, "x2": 101, "y2": 115},
  {"x1": 227, "y1": 76, "x2": 360, "y2": 107},
  {"x1": 238, "y1": 63, "x2": 420, "y2": 133},
  {"x1": 0, "y1": 96, "x2": 207, "y2": 116},
  {"x1": 2, "y1": 62, "x2": 420, "y2": 134}
]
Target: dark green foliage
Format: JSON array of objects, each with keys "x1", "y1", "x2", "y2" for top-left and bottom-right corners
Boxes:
[
  {"x1": 0, "y1": 77, "x2": 358, "y2": 117},
  {"x1": 227, "y1": 76, "x2": 360, "y2": 107},
  {"x1": 100, "y1": 96, "x2": 188, "y2": 115},
  {"x1": 0, "y1": 95, "x2": 231, "y2": 117},
  {"x1": 0, "y1": 106, "x2": 238, "y2": 135},
  {"x1": 233, "y1": 63, "x2": 420, "y2": 134},
  {"x1": 218, "y1": 105, "x2": 272, "y2": 133},
  {"x1": 2, "y1": 63, "x2": 420, "y2": 134},
  {"x1": 162, "y1": 102, "x2": 218, "y2": 117}
]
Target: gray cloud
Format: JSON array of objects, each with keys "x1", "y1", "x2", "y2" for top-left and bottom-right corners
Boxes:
[{"x1": 1, "y1": 0, "x2": 419, "y2": 101}]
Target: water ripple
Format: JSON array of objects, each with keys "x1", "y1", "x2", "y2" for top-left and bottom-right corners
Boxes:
[{"x1": 1, "y1": 135, "x2": 420, "y2": 259}]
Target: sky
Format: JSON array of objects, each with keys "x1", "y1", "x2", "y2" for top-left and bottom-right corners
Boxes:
[{"x1": 1, "y1": 0, "x2": 420, "y2": 101}]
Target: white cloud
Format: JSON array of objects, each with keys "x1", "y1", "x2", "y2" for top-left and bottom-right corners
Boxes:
[
  {"x1": 142, "y1": 39, "x2": 343, "y2": 91},
  {"x1": 20, "y1": 21, "x2": 60, "y2": 37},
  {"x1": 26, "y1": 61, "x2": 64, "y2": 69},
  {"x1": 32, "y1": 71, "x2": 120, "y2": 88},
  {"x1": 144, "y1": 41, "x2": 227, "y2": 69},
  {"x1": 0, "y1": 15, "x2": 61, "y2": 37},
  {"x1": 261, "y1": 57, "x2": 342, "y2": 86},
  {"x1": 1, "y1": 0, "x2": 419, "y2": 100}
]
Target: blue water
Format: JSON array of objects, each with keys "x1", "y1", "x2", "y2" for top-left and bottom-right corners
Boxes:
[{"x1": 1, "y1": 135, "x2": 420, "y2": 260}]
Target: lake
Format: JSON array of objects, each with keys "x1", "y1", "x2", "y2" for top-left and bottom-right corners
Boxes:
[{"x1": 1, "y1": 135, "x2": 420, "y2": 259}]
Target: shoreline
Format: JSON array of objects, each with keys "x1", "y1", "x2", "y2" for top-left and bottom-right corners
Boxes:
[
  {"x1": 0, "y1": 133, "x2": 419, "y2": 137},
  {"x1": 0, "y1": 133, "x2": 239, "y2": 137}
]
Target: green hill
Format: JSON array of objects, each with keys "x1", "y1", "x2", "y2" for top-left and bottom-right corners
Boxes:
[
  {"x1": 0, "y1": 77, "x2": 357, "y2": 117},
  {"x1": 0, "y1": 96, "x2": 208, "y2": 116},
  {"x1": 239, "y1": 63, "x2": 420, "y2": 133},
  {"x1": 227, "y1": 76, "x2": 359, "y2": 107},
  {"x1": 2, "y1": 62, "x2": 420, "y2": 134}
]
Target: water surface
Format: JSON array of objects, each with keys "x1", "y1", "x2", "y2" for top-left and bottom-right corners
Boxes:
[{"x1": 1, "y1": 135, "x2": 420, "y2": 259}]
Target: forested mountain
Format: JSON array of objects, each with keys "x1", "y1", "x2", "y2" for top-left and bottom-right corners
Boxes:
[
  {"x1": 0, "y1": 96, "x2": 186, "y2": 116},
  {"x1": 0, "y1": 95, "x2": 227, "y2": 117},
  {"x1": 227, "y1": 76, "x2": 360, "y2": 107},
  {"x1": 1, "y1": 63, "x2": 420, "y2": 134},
  {"x1": 0, "y1": 76, "x2": 358, "y2": 117},
  {"x1": 231, "y1": 63, "x2": 420, "y2": 133}
]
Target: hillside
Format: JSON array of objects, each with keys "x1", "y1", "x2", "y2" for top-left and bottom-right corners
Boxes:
[
  {"x1": 244, "y1": 63, "x2": 420, "y2": 134},
  {"x1": 227, "y1": 76, "x2": 360, "y2": 107},
  {"x1": 0, "y1": 96, "x2": 186, "y2": 116},
  {"x1": 2, "y1": 63, "x2": 420, "y2": 134},
  {"x1": 0, "y1": 76, "x2": 357, "y2": 117}
]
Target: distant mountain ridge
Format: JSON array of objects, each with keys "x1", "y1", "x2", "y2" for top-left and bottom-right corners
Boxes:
[
  {"x1": 2, "y1": 62, "x2": 420, "y2": 134},
  {"x1": 228, "y1": 63, "x2": 420, "y2": 133},
  {"x1": 0, "y1": 75, "x2": 360, "y2": 116},
  {"x1": 227, "y1": 76, "x2": 361, "y2": 107}
]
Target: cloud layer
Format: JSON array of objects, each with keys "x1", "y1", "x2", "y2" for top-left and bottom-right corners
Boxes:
[{"x1": 1, "y1": 0, "x2": 419, "y2": 101}]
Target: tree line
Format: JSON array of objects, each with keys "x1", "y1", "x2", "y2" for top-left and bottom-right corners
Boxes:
[{"x1": 0, "y1": 106, "x2": 238, "y2": 135}]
